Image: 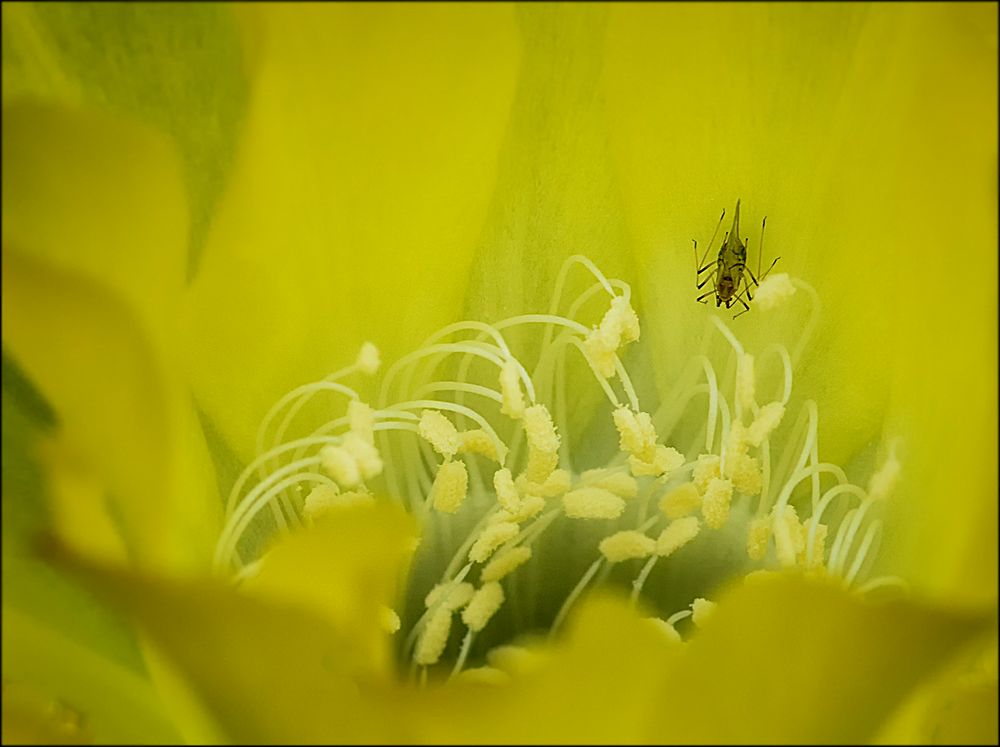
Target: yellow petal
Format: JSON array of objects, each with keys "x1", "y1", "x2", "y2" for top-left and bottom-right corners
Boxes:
[
  {"x1": 1, "y1": 251, "x2": 219, "y2": 570},
  {"x1": 48, "y1": 535, "x2": 412, "y2": 744},
  {"x1": 406, "y1": 591, "x2": 678, "y2": 744},
  {"x1": 646, "y1": 573, "x2": 990, "y2": 743},
  {"x1": 182, "y1": 4, "x2": 520, "y2": 459},
  {"x1": 243, "y1": 502, "x2": 418, "y2": 677},
  {"x1": 602, "y1": 3, "x2": 997, "y2": 602},
  {"x1": 2, "y1": 101, "x2": 186, "y2": 336}
]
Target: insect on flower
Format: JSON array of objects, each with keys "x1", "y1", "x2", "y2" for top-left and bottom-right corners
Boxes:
[{"x1": 694, "y1": 199, "x2": 779, "y2": 318}]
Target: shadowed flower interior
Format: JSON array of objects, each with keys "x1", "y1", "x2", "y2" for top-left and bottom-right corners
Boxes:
[{"x1": 216, "y1": 255, "x2": 902, "y2": 679}]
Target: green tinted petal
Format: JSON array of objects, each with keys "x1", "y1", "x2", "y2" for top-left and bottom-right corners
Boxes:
[
  {"x1": 646, "y1": 573, "x2": 990, "y2": 743},
  {"x1": 2, "y1": 606, "x2": 179, "y2": 744},
  {"x1": 183, "y1": 4, "x2": 520, "y2": 460},
  {"x1": 1, "y1": 1, "x2": 250, "y2": 274},
  {"x1": 1, "y1": 251, "x2": 220, "y2": 570},
  {"x1": 49, "y1": 507, "x2": 420, "y2": 744}
]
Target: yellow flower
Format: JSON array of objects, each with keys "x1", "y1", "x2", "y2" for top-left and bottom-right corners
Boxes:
[{"x1": 2, "y1": 3, "x2": 996, "y2": 744}]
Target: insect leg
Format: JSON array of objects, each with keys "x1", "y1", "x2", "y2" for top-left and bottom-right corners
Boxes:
[
  {"x1": 696, "y1": 266, "x2": 719, "y2": 289},
  {"x1": 732, "y1": 296, "x2": 752, "y2": 319},
  {"x1": 746, "y1": 256, "x2": 781, "y2": 288},
  {"x1": 695, "y1": 288, "x2": 715, "y2": 303},
  {"x1": 758, "y1": 216, "x2": 766, "y2": 280}
]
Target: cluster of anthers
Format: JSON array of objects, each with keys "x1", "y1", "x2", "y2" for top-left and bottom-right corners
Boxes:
[{"x1": 213, "y1": 255, "x2": 903, "y2": 682}]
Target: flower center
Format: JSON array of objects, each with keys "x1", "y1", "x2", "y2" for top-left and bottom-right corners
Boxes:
[{"x1": 213, "y1": 255, "x2": 902, "y2": 680}]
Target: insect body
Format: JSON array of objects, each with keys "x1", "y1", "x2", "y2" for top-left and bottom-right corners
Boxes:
[{"x1": 693, "y1": 199, "x2": 779, "y2": 318}]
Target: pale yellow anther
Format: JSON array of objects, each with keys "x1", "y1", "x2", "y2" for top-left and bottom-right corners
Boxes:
[
  {"x1": 469, "y1": 521, "x2": 519, "y2": 563},
  {"x1": 320, "y1": 444, "x2": 361, "y2": 487},
  {"x1": 643, "y1": 617, "x2": 683, "y2": 644},
  {"x1": 347, "y1": 400, "x2": 376, "y2": 443},
  {"x1": 659, "y1": 482, "x2": 702, "y2": 520},
  {"x1": 599, "y1": 530, "x2": 656, "y2": 563},
  {"x1": 493, "y1": 468, "x2": 521, "y2": 513},
  {"x1": 516, "y1": 468, "x2": 571, "y2": 498},
  {"x1": 562, "y1": 487, "x2": 626, "y2": 520},
  {"x1": 612, "y1": 407, "x2": 658, "y2": 463},
  {"x1": 430, "y1": 460, "x2": 468, "y2": 514},
  {"x1": 462, "y1": 582, "x2": 505, "y2": 632},
  {"x1": 481, "y1": 546, "x2": 532, "y2": 582},
  {"x1": 746, "y1": 516, "x2": 772, "y2": 561},
  {"x1": 736, "y1": 353, "x2": 756, "y2": 414},
  {"x1": 499, "y1": 359, "x2": 526, "y2": 419},
  {"x1": 581, "y1": 468, "x2": 639, "y2": 499},
  {"x1": 726, "y1": 422, "x2": 752, "y2": 456},
  {"x1": 773, "y1": 505, "x2": 806, "y2": 567},
  {"x1": 747, "y1": 401, "x2": 785, "y2": 447},
  {"x1": 487, "y1": 644, "x2": 547, "y2": 676},
  {"x1": 584, "y1": 295, "x2": 641, "y2": 378},
  {"x1": 611, "y1": 295, "x2": 641, "y2": 344},
  {"x1": 753, "y1": 272, "x2": 796, "y2": 311},
  {"x1": 525, "y1": 449, "x2": 559, "y2": 485},
  {"x1": 691, "y1": 597, "x2": 716, "y2": 628},
  {"x1": 630, "y1": 445, "x2": 684, "y2": 478},
  {"x1": 656, "y1": 516, "x2": 701, "y2": 557},
  {"x1": 419, "y1": 410, "x2": 461, "y2": 458},
  {"x1": 523, "y1": 404, "x2": 560, "y2": 454},
  {"x1": 455, "y1": 666, "x2": 510, "y2": 686},
  {"x1": 866, "y1": 449, "x2": 901, "y2": 502},
  {"x1": 342, "y1": 432, "x2": 383, "y2": 480},
  {"x1": 692, "y1": 454, "x2": 721, "y2": 493},
  {"x1": 701, "y1": 478, "x2": 734, "y2": 529},
  {"x1": 379, "y1": 606, "x2": 401, "y2": 635},
  {"x1": 305, "y1": 484, "x2": 373, "y2": 519},
  {"x1": 509, "y1": 495, "x2": 545, "y2": 523},
  {"x1": 356, "y1": 341, "x2": 382, "y2": 375},
  {"x1": 425, "y1": 581, "x2": 474, "y2": 611},
  {"x1": 583, "y1": 328, "x2": 620, "y2": 380},
  {"x1": 303, "y1": 484, "x2": 339, "y2": 520},
  {"x1": 801, "y1": 523, "x2": 828, "y2": 569},
  {"x1": 414, "y1": 606, "x2": 453, "y2": 666},
  {"x1": 459, "y1": 429, "x2": 503, "y2": 463},
  {"x1": 725, "y1": 450, "x2": 762, "y2": 496}
]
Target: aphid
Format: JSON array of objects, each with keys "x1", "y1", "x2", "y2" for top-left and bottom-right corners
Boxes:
[{"x1": 693, "y1": 199, "x2": 779, "y2": 318}]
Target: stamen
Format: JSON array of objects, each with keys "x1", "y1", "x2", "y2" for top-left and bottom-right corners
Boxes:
[
  {"x1": 481, "y1": 546, "x2": 532, "y2": 582},
  {"x1": 499, "y1": 359, "x2": 526, "y2": 419},
  {"x1": 430, "y1": 460, "x2": 469, "y2": 514},
  {"x1": 580, "y1": 468, "x2": 639, "y2": 499},
  {"x1": 419, "y1": 410, "x2": 461, "y2": 458},
  {"x1": 746, "y1": 516, "x2": 772, "y2": 561},
  {"x1": 414, "y1": 606, "x2": 453, "y2": 666},
  {"x1": 644, "y1": 617, "x2": 683, "y2": 644},
  {"x1": 656, "y1": 517, "x2": 701, "y2": 557},
  {"x1": 735, "y1": 353, "x2": 756, "y2": 417},
  {"x1": 690, "y1": 597, "x2": 716, "y2": 628},
  {"x1": 469, "y1": 522, "x2": 519, "y2": 563},
  {"x1": 563, "y1": 487, "x2": 626, "y2": 520},
  {"x1": 659, "y1": 482, "x2": 702, "y2": 520},
  {"x1": 461, "y1": 582, "x2": 505, "y2": 632},
  {"x1": 753, "y1": 273, "x2": 797, "y2": 311},
  {"x1": 492, "y1": 468, "x2": 520, "y2": 513},
  {"x1": 356, "y1": 342, "x2": 382, "y2": 375},
  {"x1": 380, "y1": 606, "x2": 401, "y2": 634},
  {"x1": 599, "y1": 530, "x2": 656, "y2": 563},
  {"x1": 701, "y1": 478, "x2": 734, "y2": 530}
]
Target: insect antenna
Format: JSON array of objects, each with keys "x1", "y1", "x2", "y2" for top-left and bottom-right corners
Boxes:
[{"x1": 696, "y1": 208, "x2": 726, "y2": 270}]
